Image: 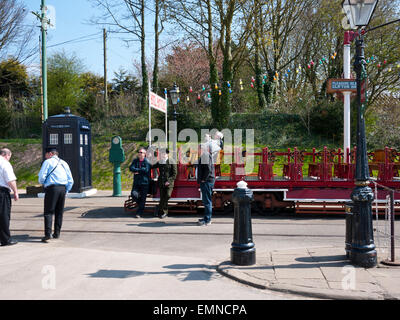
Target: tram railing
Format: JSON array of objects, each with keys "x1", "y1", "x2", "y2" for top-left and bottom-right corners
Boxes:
[{"x1": 174, "y1": 146, "x2": 400, "y2": 184}]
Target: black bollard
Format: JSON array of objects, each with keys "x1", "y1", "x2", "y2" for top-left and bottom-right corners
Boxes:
[{"x1": 231, "y1": 181, "x2": 256, "y2": 266}]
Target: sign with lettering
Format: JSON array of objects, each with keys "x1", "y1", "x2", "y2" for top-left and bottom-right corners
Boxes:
[
  {"x1": 149, "y1": 91, "x2": 167, "y2": 113},
  {"x1": 327, "y1": 79, "x2": 357, "y2": 93}
]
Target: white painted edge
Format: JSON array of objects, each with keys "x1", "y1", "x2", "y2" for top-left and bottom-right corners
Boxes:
[{"x1": 37, "y1": 188, "x2": 98, "y2": 199}]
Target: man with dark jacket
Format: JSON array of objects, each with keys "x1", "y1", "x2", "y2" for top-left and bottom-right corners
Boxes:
[
  {"x1": 152, "y1": 148, "x2": 177, "y2": 219},
  {"x1": 129, "y1": 147, "x2": 151, "y2": 218},
  {"x1": 196, "y1": 144, "x2": 215, "y2": 226}
]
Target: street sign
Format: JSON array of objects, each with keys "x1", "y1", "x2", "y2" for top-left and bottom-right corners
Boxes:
[
  {"x1": 327, "y1": 79, "x2": 357, "y2": 93},
  {"x1": 149, "y1": 91, "x2": 167, "y2": 113},
  {"x1": 334, "y1": 79, "x2": 367, "y2": 103}
]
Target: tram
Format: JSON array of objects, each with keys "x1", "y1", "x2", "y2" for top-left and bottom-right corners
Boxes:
[{"x1": 125, "y1": 146, "x2": 400, "y2": 215}]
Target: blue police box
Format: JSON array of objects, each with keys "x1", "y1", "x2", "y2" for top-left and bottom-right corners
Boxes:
[{"x1": 42, "y1": 107, "x2": 92, "y2": 193}]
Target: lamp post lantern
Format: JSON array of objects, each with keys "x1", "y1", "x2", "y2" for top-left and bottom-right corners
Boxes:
[
  {"x1": 169, "y1": 82, "x2": 180, "y2": 120},
  {"x1": 342, "y1": 0, "x2": 378, "y2": 268}
]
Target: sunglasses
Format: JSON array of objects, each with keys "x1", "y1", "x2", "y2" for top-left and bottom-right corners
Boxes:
[{"x1": 138, "y1": 151, "x2": 146, "y2": 154}]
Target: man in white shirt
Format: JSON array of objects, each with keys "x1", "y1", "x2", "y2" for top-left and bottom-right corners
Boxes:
[
  {"x1": 205, "y1": 131, "x2": 224, "y2": 163},
  {"x1": 0, "y1": 148, "x2": 19, "y2": 246}
]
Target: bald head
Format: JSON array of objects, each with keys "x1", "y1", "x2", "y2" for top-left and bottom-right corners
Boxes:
[
  {"x1": 0, "y1": 148, "x2": 12, "y2": 161},
  {"x1": 0, "y1": 148, "x2": 11, "y2": 157}
]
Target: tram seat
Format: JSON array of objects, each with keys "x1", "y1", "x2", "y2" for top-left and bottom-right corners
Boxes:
[
  {"x1": 215, "y1": 150, "x2": 224, "y2": 177},
  {"x1": 334, "y1": 163, "x2": 355, "y2": 180},
  {"x1": 307, "y1": 163, "x2": 333, "y2": 180},
  {"x1": 283, "y1": 163, "x2": 303, "y2": 180},
  {"x1": 369, "y1": 149, "x2": 385, "y2": 178}
]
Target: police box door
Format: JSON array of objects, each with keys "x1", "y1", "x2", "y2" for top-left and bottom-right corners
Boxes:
[
  {"x1": 47, "y1": 129, "x2": 75, "y2": 180},
  {"x1": 79, "y1": 129, "x2": 91, "y2": 189}
]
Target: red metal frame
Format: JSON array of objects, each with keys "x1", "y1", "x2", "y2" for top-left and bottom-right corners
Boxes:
[
  {"x1": 165, "y1": 146, "x2": 400, "y2": 202},
  {"x1": 128, "y1": 146, "x2": 400, "y2": 215}
]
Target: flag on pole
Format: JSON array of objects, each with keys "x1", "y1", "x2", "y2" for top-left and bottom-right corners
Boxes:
[{"x1": 150, "y1": 91, "x2": 167, "y2": 113}]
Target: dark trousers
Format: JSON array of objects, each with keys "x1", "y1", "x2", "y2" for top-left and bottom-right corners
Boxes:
[
  {"x1": 0, "y1": 188, "x2": 11, "y2": 245},
  {"x1": 158, "y1": 186, "x2": 174, "y2": 215},
  {"x1": 44, "y1": 185, "x2": 66, "y2": 237},
  {"x1": 200, "y1": 181, "x2": 214, "y2": 223},
  {"x1": 131, "y1": 184, "x2": 149, "y2": 215}
]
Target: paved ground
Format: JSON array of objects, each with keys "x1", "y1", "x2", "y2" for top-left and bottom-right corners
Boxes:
[{"x1": 2, "y1": 190, "x2": 400, "y2": 300}]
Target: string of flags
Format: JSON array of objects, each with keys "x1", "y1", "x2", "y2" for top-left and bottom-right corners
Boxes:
[{"x1": 165, "y1": 52, "x2": 400, "y2": 103}]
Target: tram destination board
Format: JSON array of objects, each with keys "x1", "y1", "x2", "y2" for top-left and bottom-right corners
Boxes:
[{"x1": 327, "y1": 79, "x2": 357, "y2": 93}]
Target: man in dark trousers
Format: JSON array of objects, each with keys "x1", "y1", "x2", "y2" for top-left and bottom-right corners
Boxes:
[
  {"x1": 129, "y1": 147, "x2": 151, "y2": 218},
  {"x1": 152, "y1": 148, "x2": 177, "y2": 219},
  {"x1": 0, "y1": 148, "x2": 19, "y2": 247},
  {"x1": 38, "y1": 147, "x2": 74, "y2": 243},
  {"x1": 197, "y1": 144, "x2": 215, "y2": 226}
]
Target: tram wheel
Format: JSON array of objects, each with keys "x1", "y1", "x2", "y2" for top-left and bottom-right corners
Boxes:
[
  {"x1": 222, "y1": 200, "x2": 234, "y2": 215},
  {"x1": 215, "y1": 201, "x2": 234, "y2": 215},
  {"x1": 254, "y1": 201, "x2": 281, "y2": 216}
]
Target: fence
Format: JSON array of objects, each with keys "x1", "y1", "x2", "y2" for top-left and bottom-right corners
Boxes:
[{"x1": 372, "y1": 181, "x2": 400, "y2": 265}]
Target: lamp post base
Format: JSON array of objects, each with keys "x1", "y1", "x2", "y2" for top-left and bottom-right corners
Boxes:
[
  {"x1": 231, "y1": 247, "x2": 256, "y2": 266},
  {"x1": 350, "y1": 248, "x2": 377, "y2": 268}
]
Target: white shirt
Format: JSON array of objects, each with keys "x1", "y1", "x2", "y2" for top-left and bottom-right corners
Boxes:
[
  {"x1": 0, "y1": 156, "x2": 17, "y2": 191},
  {"x1": 206, "y1": 139, "x2": 222, "y2": 163}
]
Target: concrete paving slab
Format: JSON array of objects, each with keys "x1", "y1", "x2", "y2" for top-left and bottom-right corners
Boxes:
[
  {"x1": 274, "y1": 278, "x2": 330, "y2": 290},
  {"x1": 327, "y1": 281, "x2": 384, "y2": 295},
  {"x1": 273, "y1": 266, "x2": 325, "y2": 280}
]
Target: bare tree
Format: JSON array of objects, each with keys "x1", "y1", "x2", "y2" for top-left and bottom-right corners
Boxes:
[
  {"x1": 166, "y1": 0, "x2": 220, "y2": 124},
  {"x1": 258, "y1": 0, "x2": 318, "y2": 103},
  {"x1": 166, "y1": 0, "x2": 254, "y2": 128},
  {"x1": 0, "y1": 0, "x2": 36, "y2": 63},
  {"x1": 151, "y1": 0, "x2": 167, "y2": 95},
  {"x1": 90, "y1": 0, "x2": 149, "y2": 112}
]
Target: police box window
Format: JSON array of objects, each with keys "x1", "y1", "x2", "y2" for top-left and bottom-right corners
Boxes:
[
  {"x1": 49, "y1": 133, "x2": 58, "y2": 145},
  {"x1": 85, "y1": 134, "x2": 88, "y2": 145},
  {"x1": 80, "y1": 134, "x2": 83, "y2": 145},
  {"x1": 64, "y1": 133, "x2": 73, "y2": 144}
]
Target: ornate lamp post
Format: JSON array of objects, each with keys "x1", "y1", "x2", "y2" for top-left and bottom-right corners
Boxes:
[
  {"x1": 342, "y1": 0, "x2": 378, "y2": 268},
  {"x1": 168, "y1": 83, "x2": 180, "y2": 163},
  {"x1": 169, "y1": 83, "x2": 180, "y2": 121}
]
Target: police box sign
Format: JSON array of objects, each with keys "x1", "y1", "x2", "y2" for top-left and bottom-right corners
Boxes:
[
  {"x1": 327, "y1": 79, "x2": 357, "y2": 93},
  {"x1": 50, "y1": 124, "x2": 70, "y2": 128}
]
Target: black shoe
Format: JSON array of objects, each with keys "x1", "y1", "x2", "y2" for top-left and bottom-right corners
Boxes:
[
  {"x1": 52, "y1": 233, "x2": 60, "y2": 239},
  {"x1": 159, "y1": 212, "x2": 168, "y2": 219},
  {"x1": 1, "y1": 240, "x2": 18, "y2": 246},
  {"x1": 41, "y1": 236, "x2": 51, "y2": 243}
]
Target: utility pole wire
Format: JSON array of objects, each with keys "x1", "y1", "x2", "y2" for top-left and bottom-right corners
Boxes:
[{"x1": 47, "y1": 32, "x2": 102, "y2": 48}]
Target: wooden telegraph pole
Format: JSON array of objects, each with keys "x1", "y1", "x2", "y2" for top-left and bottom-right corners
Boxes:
[{"x1": 103, "y1": 28, "x2": 108, "y2": 106}]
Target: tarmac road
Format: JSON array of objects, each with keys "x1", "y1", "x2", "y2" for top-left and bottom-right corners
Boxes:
[{"x1": 2, "y1": 190, "x2": 397, "y2": 300}]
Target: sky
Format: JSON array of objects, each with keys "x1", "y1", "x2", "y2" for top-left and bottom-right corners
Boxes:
[{"x1": 23, "y1": 0, "x2": 159, "y2": 80}]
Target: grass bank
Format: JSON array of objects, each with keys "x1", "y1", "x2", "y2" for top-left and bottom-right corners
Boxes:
[{"x1": 0, "y1": 139, "x2": 145, "y2": 190}]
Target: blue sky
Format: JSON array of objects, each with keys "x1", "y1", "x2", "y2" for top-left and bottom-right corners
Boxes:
[{"x1": 23, "y1": 0, "x2": 157, "y2": 80}]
